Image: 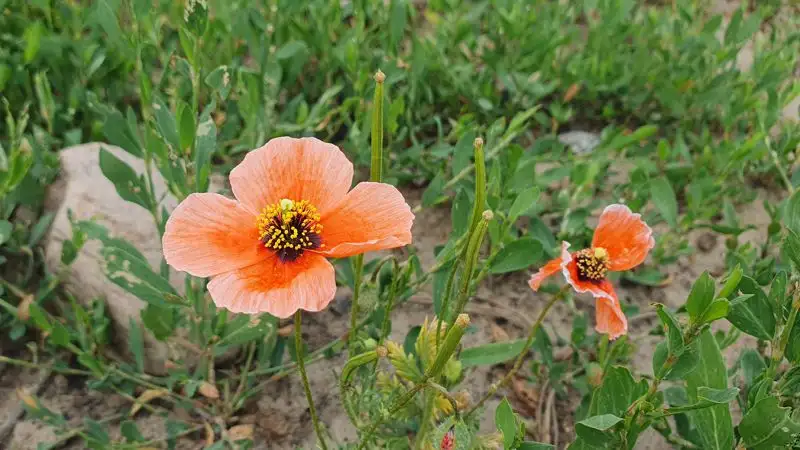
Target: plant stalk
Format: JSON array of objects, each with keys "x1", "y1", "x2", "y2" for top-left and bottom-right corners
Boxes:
[{"x1": 295, "y1": 311, "x2": 328, "y2": 450}]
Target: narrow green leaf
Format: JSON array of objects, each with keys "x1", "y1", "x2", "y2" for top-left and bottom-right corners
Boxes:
[
  {"x1": 194, "y1": 105, "x2": 216, "y2": 192},
  {"x1": 121, "y1": 420, "x2": 145, "y2": 442},
  {"x1": 460, "y1": 340, "x2": 526, "y2": 368},
  {"x1": 128, "y1": 318, "x2": 145, "y2": 373},
  {"x1": 785, "y1": 189, "x2": 800, "y2": 234},
  {"x1": 0, "y1": 220, "x2": 12, "y2": 245},
  {"x1": 101, "y1": 110, "x2": 142, "y2": 157},
  {"x1": 98, "y1": 148, "x2": 151, "y2": 210},
  {"x1": 140, "y1": 304, "x2": 175, "y2": 341},
  {"x1": 152, "y1": 97, "x2": 181, "y2": 151},
  {"x1": 650, "y1": 176, "x2": 678, "y2": 227},
  {"x1": 655, "y1": 304, "x2": 684, "y2": 355},
  {"x1": 700, "y1": 299, "x2": 730, "y2": 324},
  {"x1": 422, "y1": 172, "x2": 446, "y2": 207}
]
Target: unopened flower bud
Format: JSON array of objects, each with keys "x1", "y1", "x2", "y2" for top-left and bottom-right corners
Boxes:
[
  {"x1": 374, "y1": 70, "x2": 386, "y2": 83},
  {"x1": 482, "y1": 210, "x2": 494, "y2": 221},
  {"x1": 376, "y1": 345, "x2": 388, "y2": 358}
]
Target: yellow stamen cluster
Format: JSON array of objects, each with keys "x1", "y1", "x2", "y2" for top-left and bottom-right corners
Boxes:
[
  {"x1": 575, "y1": 247, "x2": 610, "y2": 281},
  {"x1": 256, "y1": 198, "x2": 323, "y2": 261}
]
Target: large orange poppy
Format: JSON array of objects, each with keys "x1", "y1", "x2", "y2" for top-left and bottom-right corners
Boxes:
[
  {"x1": 163, "y1": 137, "x2": 414, "y2": 318},
  {"x1": 528, "y1": 204, "x2": 654, "y2": 339}
]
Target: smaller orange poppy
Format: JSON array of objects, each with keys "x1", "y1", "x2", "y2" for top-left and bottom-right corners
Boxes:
[
  {"x1": 529, "y1": 204, "x2": 654, "y2": 339},
  {"x1": 162, "y1": 137, "x2": 414, "y2": 318}
]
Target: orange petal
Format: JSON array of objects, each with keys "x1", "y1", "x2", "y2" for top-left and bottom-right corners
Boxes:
[
  {"x1": 591, "y1": 204, "x2": 655, "y2": 272},
  {"x1": 529, "y1": 241, "x2": 569, "y2": 291},
  {"x1": 163, "y1": 193, "x2": 266, "y2": 278},
  {"x1": 207, "y1": 253, "x2": 336, "y2": 317},
  {"x1": 229, "y1": 137, "x2": 354, "y2": 216},
  {"x1": 595, "y1": 289, "x2": 628, "y2": 340},
  {"x1": 317, "y1": 182, "x2": 413, "y2": 258},
  {"x1": 561, "y1": 247, "x2": 617, "y2": 300}
]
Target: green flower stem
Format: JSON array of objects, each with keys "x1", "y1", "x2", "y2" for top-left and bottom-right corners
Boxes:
[
  {"x1": 348, "y1": 254, "x2": 365, "y2": 354},
  {"x1": 467, "y1": 287, "x2": 564, "y2": 417},
  {"x1": 294, "y1": 311, "x2": 328, "y2": 450},
  {"x1": 371, "y1": 70, "x2": 385, "y2": 182},
  {"x1": 451, "y1": 211, "x2": 492, "y2": 322},
  {"x1": 414, "y1": 390, "x2": 436, "y2": 450}
]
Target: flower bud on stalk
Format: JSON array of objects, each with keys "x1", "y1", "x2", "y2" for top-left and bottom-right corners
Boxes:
[{"x1": 341, "y1": 347, "x2": 384, "y2": 384}]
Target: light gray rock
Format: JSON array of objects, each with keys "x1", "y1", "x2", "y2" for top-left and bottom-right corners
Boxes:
[
  {"x1": 558, "y1": 130, "x2": 601, "y2": 155},
  {"x1": 43, "y1": 143, "x2": 224, "y2": 374}
]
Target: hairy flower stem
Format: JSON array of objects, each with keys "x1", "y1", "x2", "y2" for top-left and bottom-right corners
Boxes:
[
  {"x1": 294, "y1": 311, "x2": 328, "y2": 450},
  {"x1": 415, "y1": 390, "x2": 436, "y2": 450},
  {"x1": 356, "y1": 381, "x2": 429, "y2": 450},
  {"x1": 467, "y1": 287, "x2": 565, "y2": 417}
]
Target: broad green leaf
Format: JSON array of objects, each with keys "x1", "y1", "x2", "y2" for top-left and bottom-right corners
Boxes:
[
  {"x1": 389, "y1": 0, "x2": 408, "y2": 48},
  {"x1": 589, "y1": 366, "x2": 646, "y2": 417},
  {"x1": 697, "y1": 386, "x2": 738, "y2": 404},
  {"x1": 739, "y1": 397, "x2": 800, "y2": 449},
  {"x1": 102, "y1": 110, "x2": 142, "y2": 157},
  {"x1": 460, "y1": 340, "x2": 526, "y2": 368},
  {"x1": 717, "y1": 264, "x2": 742, "y2": 300},
  {"x1": 685, "y1": 330, "x2": 734, "y2": 450},
  {"x1": 575, "y1": 414, "x2": 622, "y2": 444},
  {"x1": 121, "y1": 420, "x2": 145, "y2": 442},
  {"x1": 217, "y1": 315, "x2": 273, "y2": 348},
  {"x1": 27, "y1": 303, "x2": 51, "y2": 332},
  {"x1": 727, "y1": 276, "x2": 775, "y2": 340},
  {"x1": 650, "y1": 176, "x2": 678, "y2": 227},
  {"x1": 784, "y1": 229, "x2": 800, "y2": 271},
  {"x1": 490, "y1": 238, "x2": 543, "y2": 274},
  {"x1": 177, "y1": 102, "x2": 195, "y2": 153},
  {"x1": 98, "y1": 148, "x2": 151, "y2": 210},
  {"x1": 785, "y1": 317, "x2": 800, "y2": 363},
  {"x1": 655, "y1": 304, "x2": 684, "y2": 355},
  {"x1": 275, "y1": 41, "x2": 308, "y2": 60},
  {"x1": 495, "y1": 398, "x2": 517, "y2": 449},
  {"x1": 700, "y1": 299, "x2": 730, "y2": 324},
  {"x1": 769, "y1": 270, "x2": 789, "y2": 319},
  {"x1": 23, "y1": 22, "x2": 43, "y2": 63},
  {"x1": 508, "y1": 187, "x2": 540, "y2": 224},
  {"x1": 128, "y1": 318, "x2": 145, "y2": 373},
  {"x1": 686, "y1": 271, "x2": 715, "y2": 323},
  {"x1": 0, "y1": 220, "x2": 12, "y2": 245},
  {"x1": 140, "y1": 304, "x2": 175, "y2": 341},
  {"x1": 739, "y1": 349, "x2": 766, "y2": 388},
  {"x1": 50, "y1": 322, "x2": 71, "y2": 348},
  {"x1": 653, "y1": 339, "x2": 699, "y2": 380},
  {"x1": 205, "y1": 66, "x2": 232, "y2": 100}
]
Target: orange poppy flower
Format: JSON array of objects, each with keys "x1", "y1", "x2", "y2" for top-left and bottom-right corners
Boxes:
[
  {"x1": 162, "y1": 137, "x2": 414, "y2": 318},
  {"x1": 528, "y1": 204, "x2": 654, "y2": 339}
]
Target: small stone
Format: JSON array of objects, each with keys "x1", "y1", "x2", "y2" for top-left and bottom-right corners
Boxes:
[
  {"x1": 696, "y1": 232, "x2": 718, "y2": 253},
  {"x1": 558, "y1": 130, "x2": 601, "y2": 155}
]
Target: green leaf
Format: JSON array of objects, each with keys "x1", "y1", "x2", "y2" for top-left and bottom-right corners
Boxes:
[
  {"x1": 121, "y1": 420, "x2": 145, "y2": 442},
  {"x1": 128, "y1": 318, "x2": 145, "y2": 373},
  {"x1": 519, "y1": 443, "x2": 555, "y2": 450},
  {"x1": 655, "y1": 304, "x2": 684, "y2": 355},
  {"x1": 460, "y1": 340, "x2": 526, "y2": 368},
  {"x1": 589, "y1": 366, "x2": 646, "y2": 417},
  {"x1": 602, "y1": 125, "x2": 658, "y2": 152},
  {"x1": 275, "y1": 41, "x2": 308, "y2": 60},
  {"x1": 28, "y1": 212, "x2": 54, "y2": 247},
  {"x1": 575, "y1": 414, "x2": 623, "y2": 443},
  {"x1": 389, "y1": 0, "x2": 408, "y2": 48},
  {"x1": 177, "y1": 102, "x2": 195, "y2": 154},
  {"x1": 653, "y1": 339, "x2": 700, "y2": 380},
  {"x1": 686, "y1": 271, "x2": 715, "y2": 323},
  {"x1": 98, "y1": 148, "x2": 151, "y2": 210},
  {"x1": 717, "y1": 264, "x2": 742, "y2": 300},
  {"x1": 452, "y1": 131, "x2": 477, "y2": 176},
  {"x1": 50, "y1": 322, "x2": 71, "y2": 348},
  {"x1": 785, "y1": 318, "x2": 800, "y2": 363},
  {"x1": 727, "y1": 276, "x2": 775, "y2": 340},
  {"x1": 685, "y1": 330, "x2": 734, "y2": 450},
  {"x1": 0, "y1": 220, "x2": 12, "y2": 245},
  {"x1": 495, "y1": 398, "x2": 517, "y2": 449},
  {"x1": 217, "y1": 315, "x2": 273, "y2": 348},
  {"x1": 650, "y1": 176, "x2": 678, "y2": 227},
  {"x1": 490, "y1": 238, "x2": 543, "y2": 274},
  {"x1": 508, "y1": 187, "x2": 540, "y2": 224},
  {"x1": 27, "y1": 303, "x2": 51, "y2": 332},
  {"x1": 739, "y1": 397, "x2": 800, "y2": 449},
  {"x1": 152, "y1": 97, "x2": 181, "y2": 151},
  {"x1": 140, "y1": 304, "x2": 175, "y2": 341},
  {"x1": 784, "y1": 229, "x2": 800, "y2": 270},
  {"x1": 422, "y1": 172, "x2": 447, "y2": 207},
  {"x1": 23, "y1": 22, "x2": 43, "y2": 63},
  {"x1": 102, "y1": 110, "x2": 142, "y2": 157},
  {"x1": 194, "y1": 105, "x2": 216, "y2": 192},
  {"x1": 700, "y1": 299, "x2": 730, "y2": 324},
  {"x1": 205, "y1": 65, "x2": 231, "y2": 99},
  {"x1": 451, "y1": 189, "x2": 471, "y2": 237},
  {"x1": 697, "y1": 386, "x2": 738, "y2": 404},
  {"x1": 101, "y1": 245, "x2": 177, "y2": 307},
  {"x1": 785, "y1": 189, "x2": 800, "y2": 234}
]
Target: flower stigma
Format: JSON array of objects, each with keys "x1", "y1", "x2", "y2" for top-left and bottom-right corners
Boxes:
[{"x1": 257, "y1": 198, "x2": 323, "y2": 262}]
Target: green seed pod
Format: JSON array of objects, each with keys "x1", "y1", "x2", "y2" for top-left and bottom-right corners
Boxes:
[
  {"x1": 341, "y1": 348, "x2": 381, "y2": 384},
  {"x1": 425, "y1": 314, "x2": 470, "y2": 379}
]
